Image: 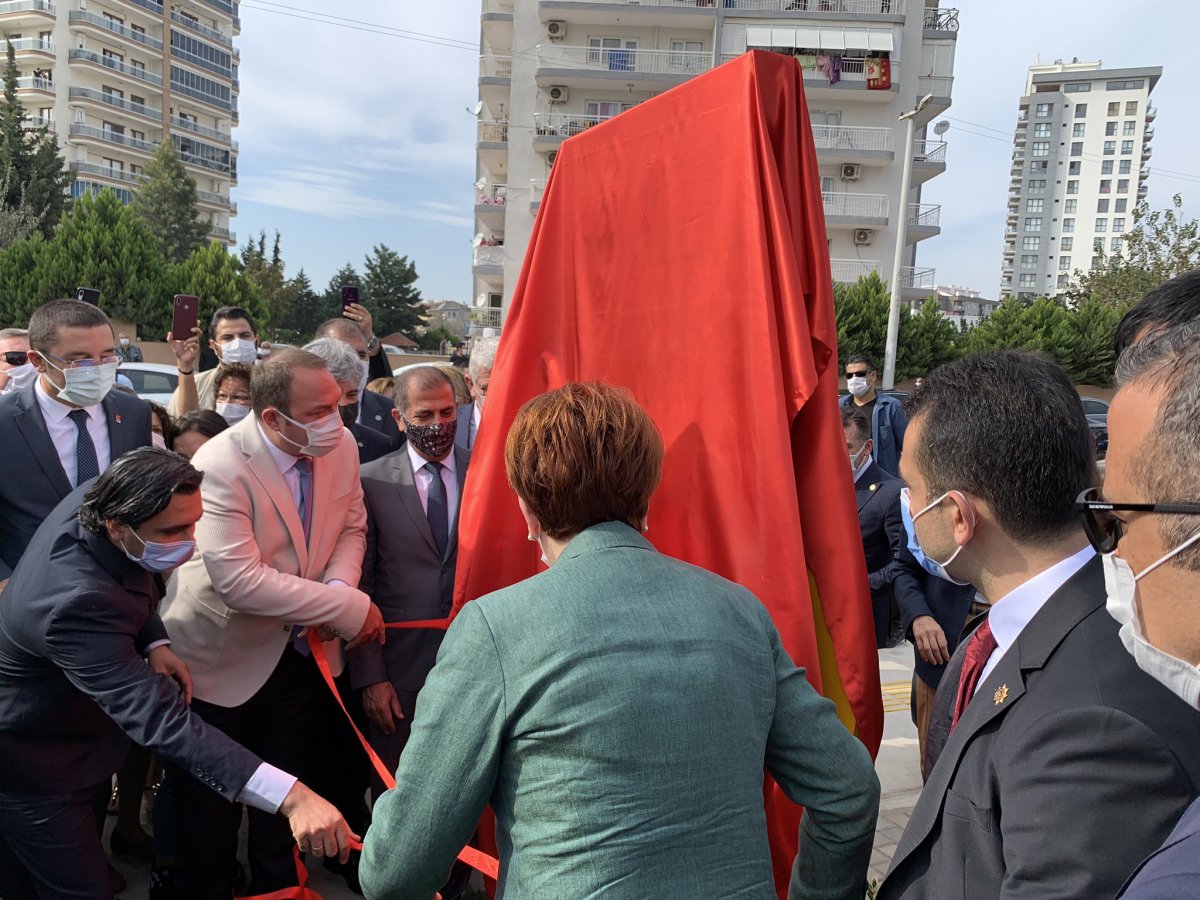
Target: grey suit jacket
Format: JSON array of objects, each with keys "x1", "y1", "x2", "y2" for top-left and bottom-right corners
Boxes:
[
  {"x1": 880, "y1": 557, "x2": 1200, "y2": 900},
  {"x1": 454, "y1": 402, "x2": 476, "y2": 450},
  {"x1": 0, "y1": 383, "x2": 152, "y2": 579},
  {"x1": 0, "y1": 484, "x2": 260, "y2": 800},
  {"x1": 349, "y1": 444, "x2": 469, "y2": 693}
]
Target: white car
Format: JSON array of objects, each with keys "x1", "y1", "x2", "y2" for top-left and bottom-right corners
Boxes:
[{"x1": 118, "y1": 362, "x2": 180, "y2": 405}]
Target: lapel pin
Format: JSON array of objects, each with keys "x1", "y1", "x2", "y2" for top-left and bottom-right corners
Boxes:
[
  {"x1": 869, "y1": 483, "x2": 878, "y2": 492},
  {"x1": 994, "y1": 684, "x2": 1009, "y2": 705},
  {"x1": 114, "y1": 414, "x2": 122, "y2": 424}
]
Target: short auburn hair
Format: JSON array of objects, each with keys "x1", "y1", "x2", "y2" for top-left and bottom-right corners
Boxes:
[{"x1": 505, "y1": 382, "x2": 663, "y2": 540}]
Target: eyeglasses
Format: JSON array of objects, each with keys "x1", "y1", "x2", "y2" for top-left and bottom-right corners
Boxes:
[
  {"x1": 2, "y1": 351, "x2": 28, "y2": 366},
  {"x1": 43, "y1": 352, "x2": 120, "y2": 369},
  {"x1": 1075, "y1": 486, "x2": 1200, "y2": 553}
]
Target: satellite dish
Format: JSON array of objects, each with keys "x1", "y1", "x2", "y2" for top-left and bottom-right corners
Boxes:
[
  {"x1": 472, "y1": 101, "x2": 484, "y2": 116},
  {"x1": 475, "y1": 293, "x2": 487, "y2": 308},
  {"x1": 933, "y1": 120, "x2": 950, "y2": 136},
  {"x1": 474, "y1": 177, "x2": 486, "y2": 192},
  {"x1": 472, "y1": 232, "x2": 485, "y2": 247}
]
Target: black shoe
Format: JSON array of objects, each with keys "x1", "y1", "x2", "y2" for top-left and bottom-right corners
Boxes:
[{"x1": 323, "y1": 851, "x2": 363, "y2": 895}]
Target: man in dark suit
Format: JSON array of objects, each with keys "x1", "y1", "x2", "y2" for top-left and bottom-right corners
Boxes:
[
  {"x1": 455, "y1": 335, "x2": 496, "y2": 451},
  {"x1": 314, "y1": 318, "x2": 402, "y2": 448},
  {"x1": 0, "y1": 299, "x2": 151, "y2": 587},
  {"x1": 844, "y1": 405, "x2": 909, "y2": 648},
  {"x1": 0, "y1": 449, "x2": 355, "y2": 898},
  {"x1": 877, "y1": 351, "x2": 1200, "y2": 900},
  {"x1": 304, "y1": 337, "x2": 391, "y2": 465}
]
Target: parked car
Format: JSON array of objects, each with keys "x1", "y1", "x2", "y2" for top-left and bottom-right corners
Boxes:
[
  {"x1": 382, "y1": 344, "x2": 407, "y2": 356},
  {"x1": 1080, "y1": 397, "x2": 1110, "y2": 419},
  {"x1": 118, "y1": 362, "x2": 179, "y2": 405}
]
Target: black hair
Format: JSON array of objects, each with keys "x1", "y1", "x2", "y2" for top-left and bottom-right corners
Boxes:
[
  {"x1": 393, "y1": 366, "x2": 455, "y2": 415},
  {"x1": 79, "y1": 448, "x2": 203, "y2": 534},
  {"x1": 209, "y1": 306, "x2": 259, "y2": 338},
  {"x1": 847, "y1": 353, "x2": 876, "y2": 372},
  {"x1": 841, "y1": 406, "x2": 871, "y2": 444},
  {"x1": 1114, "y1": 270, "x2": 1200, "y2": 356},
  {"x1": 172, "y1": 409, "x2": 229, "y2": 444},
  {"x1": 904, "y1": 350, "x2": 1094, "y2": 542},
  {"x1": 28, "y1": 299, "x2": 111, "y2": 353}
]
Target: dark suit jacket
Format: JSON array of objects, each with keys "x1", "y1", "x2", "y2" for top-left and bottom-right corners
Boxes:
[
  {"x1": 0, "y1": 383, "x2": 152, "y2": 579},
  {"x1": 855, "y1": 461, "x2": 907, "y2": 647},
  {"x1": 351, "y1": 422, "x2": 392, "y2": 464},
  {"x1": 0, "y1": 484, "x2": 261, "y2": 800},
  {"x1": 880, "y1": 557, "x2": 1200, "y2": 900},
  {"x1": 1118, "y1": 797, "x2": 1200, "y2": 899},
  {"x1": 350, "y1": 445, "x2": 469, "y2": 693},
  {"x1": 454, "y1": 402, "x2": 477, "y2": 450},
  {"x1": 894, "y1": 543, "x2": 977, "y2": 690},
  {"x1": 359, "y1": 389, "x2": 403, "y2": 449}
]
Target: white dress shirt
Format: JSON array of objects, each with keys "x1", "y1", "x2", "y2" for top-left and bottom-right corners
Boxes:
[
  {"x1": 472, "y1": 402, "x2": 481, "y2": 441},
  {"x1": 407, "y1": 439, "x2": 458, "y2": 530},
  {"x1": 975, "y1": 544, "x2": 1096, "y2": 692},
  {"x1": 256, "y1": 422, "x2": 307, "y2": 511},
  {"x1": 852, "y1": 452, "x2": 874, "y2": 485},
  {"x1": 35, "y1": 378, "x2": 111, "y2": 488}
]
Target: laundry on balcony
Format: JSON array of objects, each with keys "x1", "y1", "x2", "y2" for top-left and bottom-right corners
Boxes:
[
  {"x1": 815, "y1": 54, "x2": 842, "y2": 85},
  {"x1": 866, "y1": 56, "x2": 891, "y2": 90}
]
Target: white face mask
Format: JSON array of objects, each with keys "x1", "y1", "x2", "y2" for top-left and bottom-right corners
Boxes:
[
  {"x1": 847, "y1": 376, "x2": 870, "y2": 398},
  {"x1": 849, "y1": 441, "x2": 869, "y2": 471},
  {"x1": 274, "y1": 409, "x2": 344, "y2": 458},
  {"x1": 1104, "y1": 534, "x2": 1200, "y2": 709},
  {"x1": 43, "y1": 358, "x2": 118, "y2": 408},
  {"x1": 219, "y1": 338, "x2": 258, "y2": 365},
  {"x1": 1, "y1": 362, "x2": 36, "y2": 394},
  {"x1": 216, "y1": 402, "x2": 251, "y2": 425},
  {"x1": 151, "y1": 431, "x2": 167, "y2": 450}
]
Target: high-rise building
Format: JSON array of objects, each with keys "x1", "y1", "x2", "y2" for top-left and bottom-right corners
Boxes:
[
  {"x1": 7, "y1": 0, "x2": 240, "y2": 245},
  {"x1": 1001, "y1": 60, "x2": 1160, "y2": 300},
  {"x1": 472, "y1": 0, "x2": 959, "y2": 336}
]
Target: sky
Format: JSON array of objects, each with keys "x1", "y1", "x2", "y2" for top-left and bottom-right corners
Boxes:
[{"x1": 232, "y1": 0, "x2": 1199, "y2": 304}]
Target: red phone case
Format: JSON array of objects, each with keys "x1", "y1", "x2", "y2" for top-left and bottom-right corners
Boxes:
[{"x1": 172, "y1": 295, "x2": 199, "y2": 339}]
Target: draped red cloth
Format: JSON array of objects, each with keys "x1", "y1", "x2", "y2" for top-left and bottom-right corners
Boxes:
[{"x1": 453, "y1": 50, "x2": 882, "y2": 897}]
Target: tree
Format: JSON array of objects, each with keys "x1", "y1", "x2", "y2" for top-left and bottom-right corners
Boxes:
[
  {"x1": 833, "y1": 271, "x2": 894, "y2": 371},
  {"x1": 166, "y1": 241, "x2": 268, "y2": 339},
  {"x1": 963, "y1": 297, "x2": 1069, "y2": 355},
  {"x1": 272, "y1": 269, "x2": 325, "y2": 343},
  {"x1": 0, "y1": 42, "x2": 69, "y2": 235},
  {"x1": 903, "y1": 298, "x2": 962, "y2": 377},
  {"x1": 361, "y1": 245, "x2": 424, "y2": 338},
  {"x1": 0, "y1": 164, "x2": 42, "y2": 249},
  {"x1": 130, "y1": 140, "x2": 209, "y2": 264},
  {"x1": 1051, "y1": 297, "x2": 1123, "y2": 387},
  {"x1": 242, "y1": 230, "x2": 291, "y2": 331}
]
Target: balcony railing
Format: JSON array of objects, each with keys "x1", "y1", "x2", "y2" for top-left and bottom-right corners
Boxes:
[
  {"x1": 477, "y1": 120, "x2": 509, "y2": 144},
  {"x1": 912, "y1": 140, "x2": 947, "y2": 163},
  {"x1": 178, "y1": 150, "x2": 232, "y2": 174},
  {"x1": 823, "y1": 191, "x2": 888, "y2": 219},
  {"x1": 210, "y1": 225, "x2": 235, "y2": 242},
  {"x1": 15, "y1": 76, "x2": 53, "y2": 91},
  {"x1": 922, "y1": 7, "x2": 959, "y2": 31},
  {"x1": 534, "y1": 111, "x2": 617, "y2": 138},
  {"x1": 196, "y1": 189, "x2": 232, "y2": 208},
  {"x1": 69, "y1": 49, "x2": 163, "y2": 86},
  {"x1": 830, "y1": 258, "x2": 881, "y2": 283},
  {"x1": 22, "y1": 115, "x2": 53, "y2": 130},
  {"x1": 171, "y1": 10, "x2": 233, "y2": 47},
  {"x1": 471, "y1": 308, "x2": 503, "y2": 329},
  {"x1": 473, "y1": 247, "x2": 504, "y2": 268},
  {"x1": 69, "y1": 161, "x2": 147, "y2": 186},
  {"x1": 479, "y1": 55, "x2": 512, "y2": 79},
  {"x1": 0, "y1": 0, "x2": 54, "y2": 14},
  {"x1": 477, "y1": 183, "x2": 507, "y2": 205},
  {"x1": 171, "y1": 44, "x2": 233, "y2": 80},
  {"x1": 169, "y1": 78, "x2": 233, "y2": 111},
  {"x1": 171, "y1": 115, "x2": 234, "y2": 145},
  {"x1": 69, "y1": 10, "x2": 163, "y2": 50},
  {"x1": 900, "y1": 266, "x2": 937, "y2": 290},
  {"x1": 548, "y1": 0, "x2": 903, "y2": 10},
  {"x1": 6, "y1": 37, "x2": 52, "y2": 52},
  {"x1": 483, "y1": 0, "x2": 514, "y2": 13},
  {"x1": 69, "y1": 86, "x2": 161, "y2": 119},
  {"x1": 812, "y1": 124, "x2": 893, "y2": 153},
  {"x1": 116, "y1": 0, "x2": 164, "y2": 14},
  {"x1": 908, "y1": 203, "x2": 941, "y2": 227},
  {"x1": 538, "y1": 45, "x2": 712, "y2": 78},
  {"x1": 70, "y1": 123, "x2": 157, "y2": 153}
]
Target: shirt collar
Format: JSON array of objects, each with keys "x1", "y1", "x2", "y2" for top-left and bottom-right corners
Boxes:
[
  {"x1": 852, "y1": 453, "x2": 873, "y2": 484},
  {"x1": 256, "y1": 419, "x2": 303, "y2": 477},
  {"x1": 406, "y1": 438, "x2": 456, "y2": 476},
  {"x1": 988, "y1": 545, "x2": 1096, "y2": 655},
  {"x1": 473, "y1": 402, "x2": 482, "y2": 431},
  {"x1": 35, "y1": 376, "x2": 101, "y2": 424}
]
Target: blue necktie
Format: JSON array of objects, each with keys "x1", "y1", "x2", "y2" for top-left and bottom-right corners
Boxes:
[
  {"x1": 68, "y1": 409, "x2": 100, "y2": 486},
  {"x1": 424, "y1": 461, "x2": 449, "y2": 558},
  {"x1": 295, "y1": 457, "x2": 312, "y2": 545}
]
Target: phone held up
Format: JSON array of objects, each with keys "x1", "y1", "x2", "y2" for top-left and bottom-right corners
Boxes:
[
  {"x1": 76, "y1": 287, "x2": 101, "y2": 306},
  {"x1": 341, "y1": 285, "x2": 359, "y2": 310},
  {"x1": 172, "y1": 295, "x2": 200, "y2": 341}
]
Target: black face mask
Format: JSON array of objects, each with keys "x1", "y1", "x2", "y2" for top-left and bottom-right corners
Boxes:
[
  {"x1": 402, "y1": 415, "x2": 457, "y2": 459},
  {"x1": 339, "y1": 403, "x2": 359, "y2": 430}
]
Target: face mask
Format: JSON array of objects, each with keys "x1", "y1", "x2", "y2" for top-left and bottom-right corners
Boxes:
[
  {"x1": 123, "y1": 526, "x2": 196, "y2": 574},
  {"x1": 339, "y1": 402, "x2": 359, "y2": 430},
  {"x1": 274, "y1": 409, "x2": 344, "y2": 458},
  {"x1": 43, "y1": 358, "x2": 118, "y2": 408},
  {"x1": 847, "y1": 376, "x2": 870, "y2": 398},
  {"x1": 0, "y1": 362, "x2": 36, "y2": 394},
  {"x1": 119, "y1": 338, "x2": 130, "y2": 347},
  {"x1": 849, "y1": 441, "x2": 869, "y2": 470},
  {"x1": 1105, "y1": 534, "x2": 1200, "y2": 709},
  {"x1": 900, "y1": 488, "x2": 974, "y2": 586},
  {"x1": 216, "y1": 402, "x2": 251, "y2": 425},
  {"x1": 402, "y1": 415, "x2": 457, "y2": 460},
  {"x1": 151, "y1": 431, "x2": 167, "y2": 450},
  {"x1": 219, "y1": 338, "x2": 258, "y2": 365}
]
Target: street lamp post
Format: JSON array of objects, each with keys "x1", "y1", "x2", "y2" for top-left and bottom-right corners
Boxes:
[{"x1": 882, "y1": 93, "x2": 934, "y2": 390}]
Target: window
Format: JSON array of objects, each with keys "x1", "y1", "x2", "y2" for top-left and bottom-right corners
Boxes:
[
  {"x1": 130, "y1": 60, "x2": 145, "y2": 73},
  {"x1": 1027, "y1": 178, "x2": 1046, "y2": 194},
  {"x1": 1097, "y1": 198, "x2": 1110, "y2": 212},
  {"x1": 1094, "y1": 238, "x2": 1105, "y2": 251},
  {"x1": 669, "y1": 39, "x2": 703, "y2": 69},
  {"x1": 1036, "y1": 102, "x2": 1053, "y2": 117},
  {"x1": 1061, "y1": 237, "x2": 1074, "y2": 250},
  {"x1": 1101, "y1": 161, "x2": 1114, "y2": 175},
  {"x1": 1032, "y1": 141, "x2": 1050, "y2": 157},
  {"x1": 1019, "y1": 274, "x2": 1037, "y2": 287},
  {"x1": 1065, "y1": 82, "x2": 1091, "y2": 93},
  {"x1": 1091, "y1": 256, "x2": 1102, "y2": 269},
  {"x1": 1029, "y1": 160, "x2": 1048, "y2": 174},
  {"x1": 130, "y1": 129, "x2": 145, "y2": 142},
  {"x1": 1026, "y1": 198, "x2": 1044, "y2": 213},
  {"x1": 1059, "y1": 256, "x2": 1072, "y2": 271},
  {"x1": 1126, "y1": 100, "x2": 1138, "y2": 115},
  {"x1": 1119, "y1": 159, "x2": 1132, "y2": 174},
  {"x1": 1074, "y1": 103, "x2": 1087, "y2": 118},
  {"x1": 1064, "y1": 199, "x2": 1077, "y2": 213},
  {"x1": 1099, "y1": 180, "x2": 1111, "y2": 194},
  {"x1": 1103, "y1": 140, "x2": 1116, "y2": 155},
  {"x1": 1070, "y1": 142, "x2": 1083, "y2": 157},
  {"x1": 1107, "y1": 102, "x2": 1120, "y2": 116},
  {"x1": 1020, "y1": 254, "x2": 1038, "y2": 268},
  {"x1": 1123, "y1": 120, "x2": 1136, "y2": 136},
  {"x1": 131, "y1": 94, "x2": 145, "y2": 109},
  {"x1": 1111, "y1": 237, "x2": 1123, "y2": 251},
  {"x1": 810, "y1": 109, "x2": 842, "y2": 126},
  {"x1": 1068, "y1": 161, "x2": 1081, "y2": 176},
  {"x1": 1072, "y1": 123, "x2": 1086, "y2": 138},
  {"x1": 1105, "y1": 122, "x2": 1117, "y2": 136},
  {"x1": 585, "y1": 100, "x2": 633, "y2": 119},
  {"x1": 1115, "y1": 198, "x2": 1128, "y2": 213},
  {"x1": 820, "y1": 176, "x2": 835, "y2": 193},
  {"x1": 1057, "y1": 274, "x2": 1069, "y2": 288},
  {"x1": 1024, "y1": 217, "x2": 1042, "y2": 230},
  {"x1": 1095, "y1": 218, "x2": 1107, "y2": 232},
  {"x1": 1113, "y1": 217, "x2": 1125, "y2": 233},
  {"x1": 1066, "y1": 180, "x2": 1079, "y2": 194},
  {"x1": 1117, "y1": 178, "x2": 1129, "y2": 193},
  {"x1": 1034, "y1": 122, "x2": 1052, "y2": 137},
  {"x1": 1062, "y1": 218, "x2": 1075, "y2": 233},
  {"x1": 1022, "y1": 236, "x2": 1040, "y2": 250},
  {"x1": 1105, "y1": 80, "x2": 1144, "y2": 91},
  {"x1": 1121, "y1": 140, "x2": 1134, "y2": 155}
]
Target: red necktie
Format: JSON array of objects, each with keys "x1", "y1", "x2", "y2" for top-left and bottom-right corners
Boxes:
[{"x1": 951, "y1": 619, "x2": 997, "y2": 730}]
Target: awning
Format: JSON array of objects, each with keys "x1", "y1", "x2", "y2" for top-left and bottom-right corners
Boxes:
[
  {"x1": 793, "y1": 27, "x2": 821, "y2": 50},
  {"x1": 868, "y1": 30, "x2": 895, "y2": 52},
  {"x1": 843, "y1": 29, "x2": 871, "y2": 51},
  {"x1": 819, "y1": 29, "x2": 846, "y2": 51},
  {"x1": 745, "y1": 25, "x2": 773, "y2": 49}
]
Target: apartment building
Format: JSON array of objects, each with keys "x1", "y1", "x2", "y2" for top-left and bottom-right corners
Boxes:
[
  {"x1": 471, "y1": 0, "x2": 959, "y2": 335},
  {"x1": 1001, "y1": 60, "x2": 1160, "y2": 300},
  {"x1": 3, "y1": 0, "x2": 239, "y2": 245},
  {"x1": 905, "y1": 283, "x2": 996, "y2": 328}
]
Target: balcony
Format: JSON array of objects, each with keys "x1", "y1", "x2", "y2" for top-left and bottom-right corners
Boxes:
[
  {"x1": 171, "y1": 115, "x2": 235, "y2": 146},
  {"x1": 483, "y1": 0, "x2": 513, "y2": 13},
  {"x1": 477, "y1": 120, "x2": 509, "y2": 145},
  {"x1": 22, "y1": 114, "x2": 53, "y2": 131},
  {"x1": 209, "y1": 225, "x2": 235, "y2": 243},
  {"x1": 68, "y1": 49, "x2": 163, "y2": 87},
  {"x1": 790, "y1": 55, "x2": 899, "y2": 102},
  {"x1": 530, "y1": 178, "x2": 546, "y2": 211},
  {"x1": 0, "y1": 0, "x2": 54, "y2": 19},
  {"x1": 899, "y1": 266, "x2": 936, "y2": 300},
  {"x1": 69, "y1": 87, "x2": 161, "y2": 122},
  {"x1": 830, "y1": 258, "x2": 881, "y2": 284},
  {"x1": 70, "y1": 123, "x2": 158, "y2": 154},
  {"x1": 472, "y1": 246, "x2": 504, "y2": 281},
  {"x1": 907, "y1": 203, "x2": 941, "y2": 242},
  {"x1": 470, "y1": 307, "x2": 503, "y2": 333},
  {"x1": 69, "y1": 10, "x2": 163, "y2": 51},
  {"x1": 6, "y1": 37, "x2": 53, "y2": 56},
  {"x1": 823, "y1": 191, "x2": 888, "y2": 226},
  {"x1": 196, "y1": 189, "x2": 234, "y2": 212},
  {"x1": 922, "y1": 6, "x2": 959, "y2": 35},
  {"x1": 15, "y1": 75, "x2": 53, "y2": 94},
  {"x1": 479, "y1": 55, "x2": 512, "y2": 80},
  {"x1": 475, "y1": 183, "x2": 507, "y2": 228},
  {"x1": 171, "y1": 9, "x2": 233, "y2": 47},
  {"x1": 537, "y1": 45, "x2": 712, "y2": 89},
  {"x1": 812, "y1": 124, "x2": 894, "y2": 165},
  {"x1": 533, "y1": 112, "x2": 618, "y2": 147},
  {"x1": 69, "y1": 161, "x2": 148, "y2": 187},
  {"x1": 1145, "y1": 104, "x2": 1156, "y2": 122},
  {"x1": 111, "y1": 0, "x2": 163, "y2": 17},
  {"x1": 178, "y1": 150, "x2": 232, "y2": 175},
  {"x1": 171, "y1": 44, "x2": 233, "y2": 80},
  {"x1": 169, "y1": 78, "x2": 233, "y2": 112},
  {"x1": 540, "y1": 0, "x2": 901, "y2": 16},
  {"x1": 911, "y1": 139, "x2": 947, "y2": 185}
]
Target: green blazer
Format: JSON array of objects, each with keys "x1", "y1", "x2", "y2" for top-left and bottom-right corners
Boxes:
[{"x1": 360, "y1": 522, "x2": 879, "y2": 899}]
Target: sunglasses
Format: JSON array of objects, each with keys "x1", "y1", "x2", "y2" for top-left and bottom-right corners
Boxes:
[
  {"x1": 1075, "y1": 487, "x2": 1200, "y2": 553},
  {"x1": 3, "y1": 351, "x2": 27, "y2": 366}
]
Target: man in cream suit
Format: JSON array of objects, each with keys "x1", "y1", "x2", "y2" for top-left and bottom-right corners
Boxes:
[{"x1": 161, "y1": 348, "x2": 385, "y2": 900}]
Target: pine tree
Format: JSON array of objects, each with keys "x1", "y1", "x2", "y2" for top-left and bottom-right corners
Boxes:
[
  {"x1": 241, "y1": 229, "x2": 290, "y2": 331},
  {"x1": 130, "y1": 140, "x2": 209, "y2": 264},
  {"x1": 361, "y1": 245, "x2": 424, "y2": 338},
  {"x1": 167, "y1": 241, "x2": 268, "y2": 336},
  {"x1": 275, "y1": 269, "x2": 325, "y2": 342}
]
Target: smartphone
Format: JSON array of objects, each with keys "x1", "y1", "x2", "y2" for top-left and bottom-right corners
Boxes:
[
  {"x1": 171, "y1": 295, "x2": 200, "y2": 340},
  {"x1": 341, "y1": 285, "x2": 359, "y2": 310},
  {"x1": 76, "y1": 287, "x2": 101, "y2": 306}
]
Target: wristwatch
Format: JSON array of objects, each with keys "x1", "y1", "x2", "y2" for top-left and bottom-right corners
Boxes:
[{"x1": 367, "y1": 335, "x2": 379, "y2": 353}]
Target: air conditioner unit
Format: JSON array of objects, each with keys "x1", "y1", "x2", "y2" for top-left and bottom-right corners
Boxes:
[
  {"x1": 548, "y1": 85, "x2": 569, "y2": 104},
  {"x1": 548, "y1": 150, "x2": 559, "y2": 164},
  {"x1": 840, "y1": 163, "x2": 861, "y2": 182},
  {"x1": 546, "y1": 20, "x2": 567, "y2": 40},
  {"x1": 853, "y1": 229, "x2": 874, "y2": 246}
]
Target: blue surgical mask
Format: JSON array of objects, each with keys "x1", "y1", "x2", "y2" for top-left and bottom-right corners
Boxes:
[
  {"x1": 123, "y1": 527, "x2": 196, "y2": 573},
  {"x1": 900, "y1": 487, "x2": 974, "y2": 586}
]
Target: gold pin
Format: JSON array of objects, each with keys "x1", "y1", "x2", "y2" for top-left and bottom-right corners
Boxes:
[
  {"x1": 994, "y1": 685, "x2": 1009, "y2": 705},
  {"x1": 870, "y1": 483, "x2": 878, "y2": 492}
]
